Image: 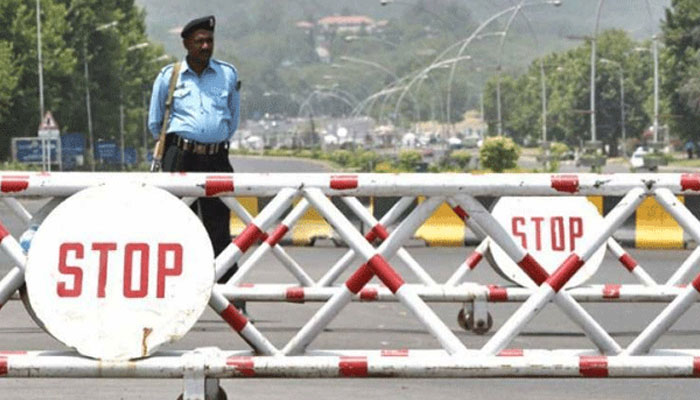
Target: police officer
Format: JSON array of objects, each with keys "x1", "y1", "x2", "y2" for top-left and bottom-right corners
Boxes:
[{"x1": 148, "y1": 16, "x2": 241, "y2": 287}]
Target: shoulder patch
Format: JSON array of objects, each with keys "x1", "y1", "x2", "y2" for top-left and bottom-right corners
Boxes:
[
  {"x1": 212, "y1": 59, "x2": 238, "y2": 75},
  {"x1": 158, "y1": 63, "x2": 177, "y2": 79}
]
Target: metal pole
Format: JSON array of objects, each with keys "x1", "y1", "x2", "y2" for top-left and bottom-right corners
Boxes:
[
  {"x1": 652, "y1": 34, "x2": 659, "y2": 143},
  {"x1": 120, "y1": 102, "x2": 125, "y2": 170},
  {"x1": 84, "y1": 41, "x2": 95, "y2": 171},
  {"x1": 620, "y1": 67, "x2": 626, "y2": 156},
  {"x1": 590, "y1": 38, "x2": 596, "y2": 143},
  {"x1": 36, "y1": 0, "x2": 44, "y2": 120},
  {"x1": 540, "y1": 60, "x2": 547, "y2": 143}
]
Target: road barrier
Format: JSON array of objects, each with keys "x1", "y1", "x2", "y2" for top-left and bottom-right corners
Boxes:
[
  {"x1": 232, "y1": 195, "x2": 696, "y2": 249},
  {"x1": 3, "y1": 172, "x2": 700, "y2": 399}
]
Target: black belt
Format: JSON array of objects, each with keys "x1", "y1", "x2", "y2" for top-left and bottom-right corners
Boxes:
[{"x1": 170, "y1": 135, "x2": 229, "y2": 155}]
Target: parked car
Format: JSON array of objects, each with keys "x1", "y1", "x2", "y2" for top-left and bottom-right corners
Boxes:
[{"x1": 630, "y1": 146, "x2": 658, "y2": 171}]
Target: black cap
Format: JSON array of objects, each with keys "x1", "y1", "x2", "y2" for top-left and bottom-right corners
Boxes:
[{"x1": 181, "y1": 15, "x2": 215, "y2": 39}]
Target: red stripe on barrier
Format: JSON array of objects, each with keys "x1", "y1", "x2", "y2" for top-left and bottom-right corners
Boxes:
[
  {"x1": 1, "y1": 175, "x2": 29, "y2": 193},
  {"x1": 603, "y1": 284, "x2": 621, "y2": 299},
  {"x1": 330, "y1": 175, "x2": 358, "y2": 190},
  {"x1": 547, "y1": 254, "x2": 585, "y2": 293},
  {"x1": 488, "y1": 285, "x2": 508, "y2": 302},
  {"x1": 0, "y1": 356, "x2": 6, "y2": 376},
  {"x1": 465, "y1": 251, "x2": 483, "y2": 270},
  {"x1": 371, "y1": 224, "x2": 390, "y2": 241},
  {"x1": 452, "y1": 206, "x2": 468, "y2": 220},
  {"x1": 345, "y1": 264, "x2": 374, "y2": 294},
  {"x1": 619, "y1": 253, "x2": 638, "y2": 272},
  {"x1": 551, "y1": 175, "x2": 579, "y2": 193},
  {"x1": 364, "y1": 229, "x2": 377, "y2": 243},
  {"x1": 518, "y1": 254, "x2": 549, "y2": 286},
  {"x1": 367, "y1": 254, "x2": 405, "y2": 294},
  {"x1": 220, "y1": 304, "x2": 248, "y2": 332},
  {"x1": 692, "y1": 273, "x2": 700, "y2": 293},
  {"x1": 226, "y1": 356, "x2": 255, "y2": 377},
  {"x1": 579, "y1": 355, "x2": 608, "y2": 377},
  {"x1": 339, "y1": 356, "x2": 368, "y2": 377},
  {"x1": 238, "y1": 283, "x2": 255, "y2": 288},
  {"x1": 266, "y1": 224, "x2": 289, "y2": 246},
  {"x1": 497, "y1": 349, "x2": 524, "y2": 357},
  {"x1": 360, "y1": 287, "x2": 378, "y2": 301},
  {"x1": 681, "y1": 173, "x2": 700, "y2": 191},
  {"x1": 233, "y1": 224, "x2": 263, "y2": 253},
  {"x1": 693, "y1": 357, "x2": 700, "y2": 377},
  {"x1": 0, "y1": 222, "x2": 9, "y2": 242},
  {"x1": 205, "y1": 175, "x2": 234, "y2": 196},
  {"x1": 381, "y1": 349, "x2": 409, "y2": 357},
  {"x1": 286, "y1": 287, "x2": 305, "y2": 302},
  {"x1": 0, "y1": 351, "x2": 26, "y2": 355}
]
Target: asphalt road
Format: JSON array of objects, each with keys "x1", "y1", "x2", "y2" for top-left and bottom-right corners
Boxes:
[{"x1": 1, "y1": 156, "x2": 700, "y2": 399}]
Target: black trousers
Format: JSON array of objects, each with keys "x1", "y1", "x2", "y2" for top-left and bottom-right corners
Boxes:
[{"x1": 162, "y1": 135, "x2": 237, "y2": 282}]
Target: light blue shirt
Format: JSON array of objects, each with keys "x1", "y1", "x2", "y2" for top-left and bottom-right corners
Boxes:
[{"x1": 148, "y1": 58, "x2": 240, "y2": 143}]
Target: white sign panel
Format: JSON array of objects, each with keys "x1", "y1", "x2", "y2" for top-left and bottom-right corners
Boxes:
[
  {"x1": 489, "y1": 196, "x2": 606, "y2": 289},
  {"x1": 25, "y1": 184, "x2": 214, "y2": 360}
]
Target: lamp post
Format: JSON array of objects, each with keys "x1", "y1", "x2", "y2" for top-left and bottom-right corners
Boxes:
[
  {"x1": 84, "y1": 20, "x2": 118, "y2": 171},
  {"x1": 119, "y1": 42, "x2": 150, "y2": 170},
  {"x1": 599, "y1": 58, "x2": 626, "y2": 156},
  {"x1": 442, "y1": 0, "x2": 562, "y2": 131},
  {"x1": 35, "y1": 0, "x2": 44, "y2": 120}
]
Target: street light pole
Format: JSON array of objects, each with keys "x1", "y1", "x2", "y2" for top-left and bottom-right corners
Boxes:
[
  {"x1": 120, "y1": 42, "x2": 150, "y2": 170},
  {"x1": 36, "y1": 0, "x2": 45, "y2": 119},
  {"x1": 652, "y1": 34, "x2": 659, "y2": 143},
  {"x1": 83, "y1": 41, "x2": 94, "y2": 171},
  {"x1": 600, "y1": 58, "x2": 625, "y2": 156},
  {"x1": 84, "y1": 21, "x2": 118, "y2": 171}
]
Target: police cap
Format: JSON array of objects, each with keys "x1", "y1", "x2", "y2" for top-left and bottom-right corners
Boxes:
[{"x1": 180, "y1": 15, "x2": 215, "y2": 39}]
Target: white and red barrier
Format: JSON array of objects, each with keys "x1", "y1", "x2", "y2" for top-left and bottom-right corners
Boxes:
[{"x1": 4, "y1": 172, "x2": 700, "y2": 398}]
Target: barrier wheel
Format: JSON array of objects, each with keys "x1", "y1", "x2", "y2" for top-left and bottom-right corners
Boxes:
[
  {"x1": 176, "y1": 386, "x2": 228, "y2": 400},
  {"x1": 458, "y1": 309, "x2": 493, "y2": 335},
  {"x1": 469, "y1": 312, "x2": 493, "y2": 335},
  {"x1": 457, "y1": 308, "x2": 470, "y2": 331}
]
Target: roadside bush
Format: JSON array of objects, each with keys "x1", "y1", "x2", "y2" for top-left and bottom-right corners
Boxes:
[
  {"x1": 479, "y1": 136, "x2": 521, "y2": 172},
  {"x1": 330, "y1": 149, "x2": 353, "y2": 166},
  {"x1": 355, "y1": 150, "x2": 381, "y2": 172},
  {"x1": 397, "y1": 149, "x2": 422, "y2": 171},
  {"x1": 449, "y1": 149, "x2": 472, "y2": 170},
  {"x1": 374, "y1": 161, "x2": 399, "y2": 173}
]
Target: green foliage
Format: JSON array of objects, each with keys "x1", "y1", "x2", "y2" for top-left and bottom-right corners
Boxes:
[
  {"x1": 397, "y1": 149, "x2": 422, "y2": 171},
  {"x1": 479, "y1": 136, "x2": 520, "y2": 172},
  {"x1": 662, "y1": 0, "x2": 700, "y2": 141},
  {"x1": 448, "y1": 149, "x2": 472, "y2": 170},
  {"x1": 330, "y1": 149, "x2": 353, "y2": 166},
  {"x1": 0, "y1": 0, "x2": 169, "y2": 161},
  {"x1": 354, "y1": 150, "x2": 381, "y2": 172},
  {"x1": 482, "y1": 30, "x2": 653, "y2": 153},
  {"x1": 374, "y1": 161, "x2": 398, "y2": 173}
]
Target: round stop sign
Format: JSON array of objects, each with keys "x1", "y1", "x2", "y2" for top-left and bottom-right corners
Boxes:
[
  {"x1": 489, "y1": 196, "x2": 606, "y2": 289},
  {"x1": 24, "y1": 184, "x2": 214, "y2": 360}
]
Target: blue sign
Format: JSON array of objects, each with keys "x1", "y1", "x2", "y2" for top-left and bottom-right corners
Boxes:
[
  {"x1": 124, "y1": 147, "x2": 137, "y2": 165},
  {"x1": 95, "y1": 140, "x2": 119, "y2": 164},
  {"x1": 61, "y1": 133, "x2": 85, "y2": 169},
  {"x1": 14, "y1": 138, "x2": 59, "y2": 163}
]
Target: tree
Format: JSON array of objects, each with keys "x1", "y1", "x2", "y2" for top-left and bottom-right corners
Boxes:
[
  {"x1": 662, "y1": 0, "x2": 700, "y2": 141},
  {"x1": 479, "y1": 136, "x2": 520, "y2": 172}
]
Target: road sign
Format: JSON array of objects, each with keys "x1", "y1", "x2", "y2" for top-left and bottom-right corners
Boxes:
[
  {"x1": 95, "y1": 140, "x2": 119, "y2": 164},
  {"x1": 24, "y1": 184, "x2": 215, "y2": 360},
  {"x1": 37, "y1": 111, "x2": 60, "y2": 138},
  {"x1": 489, "y1": 197, "x2": 606, "y2": 289},
  {"x1": 12, "y1": 137, "x2": 62, "y2": 171}
]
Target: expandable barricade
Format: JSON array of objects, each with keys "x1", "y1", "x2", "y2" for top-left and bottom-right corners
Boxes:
[{"x1": 3, "y1": 172, "x2": 700, "y2": 399}]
